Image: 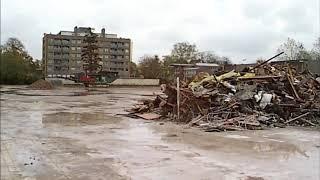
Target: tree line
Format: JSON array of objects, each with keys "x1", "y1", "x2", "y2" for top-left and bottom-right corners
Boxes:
[
  {"x1": 133, "y1": 37, "x2": 320, "y2": 81},
  {"x1": 0, "y1": 38, "x2": 42, "y2": 85},
  {"x1": 0, "y1": 36, "x2": 318, "y2": 85},
  {"x1": 276, "y1": 37, "x2": 319, "y2": 61},
  {"x1": 130, "y1": 42, "x2": 232, "y2": 82}
]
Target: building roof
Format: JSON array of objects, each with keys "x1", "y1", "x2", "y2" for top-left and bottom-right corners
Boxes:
[
  {"x1": 170, "y1": 63, "x2": 220, "y2": 67},
  {"x1": 169, "y1": 64, "x2": 195, "y2": 67},
  {"x1": 195, "y1": 63, "x2": 219, "y2": 67},
  {"x1": 184, "y1": 67, "x2": 199, "y2": 70}
]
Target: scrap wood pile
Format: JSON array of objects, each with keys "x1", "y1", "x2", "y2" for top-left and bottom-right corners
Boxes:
[
  {"x1": 29, "y1": 79, "x2": 54, "y2": 90},
  {"x1": 130, "y1": 60, "x2": 320, "y2": 132}
]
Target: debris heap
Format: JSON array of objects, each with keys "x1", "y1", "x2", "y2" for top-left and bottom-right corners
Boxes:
[
  {"x1": 130, "y1": 63, "x2": 320, "y2": 132},
  {"x1": 29, "y1": 79, "x2": 54, "y2": 90}
]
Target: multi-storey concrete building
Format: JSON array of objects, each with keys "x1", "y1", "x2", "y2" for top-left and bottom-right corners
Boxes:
[{"x1": 42, "y1": 26, "x2": 132, "y2": 78}]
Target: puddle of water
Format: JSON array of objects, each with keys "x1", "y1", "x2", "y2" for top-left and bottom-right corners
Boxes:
[
  {"x1": 225, "y1": 134, "x2": 250, "y2": 139},
  {"x1": 42, "y1": 112, "x2": 122, "y2": 126}
]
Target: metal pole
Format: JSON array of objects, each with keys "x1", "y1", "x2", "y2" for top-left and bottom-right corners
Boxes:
[{"x1": 177, "y1": 77, "x2": 180, "y2": 120}]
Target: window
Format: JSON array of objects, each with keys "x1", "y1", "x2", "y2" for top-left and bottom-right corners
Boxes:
[
  {"x1": 104, "y1": 55, "x2": 109, "y2": 58},
  {"x1": 54, "y1": 40, "x2": 61, "y2": 44},
  {"x1": 71, "y1": 40, "x2": 77, "y2": 44},
  {"x1": 76, "y1": 47, "x2": 81, "y2": 51},
  {"x1": 112, "y1": 61, "x2": 124, "y2": 65},
  {"x1": 48, "y1": 39, "x2": 54, "y2": 44},
  {"x1": 125, "y1": 43, "x2": 129, "y2": 47},
  {"x1": 125, "y1": 56, "x2": 129, "y2": 59},
  {"x1": 71, "y1": 47, "x2": 76, "y2": 50},
  {"x1": 77, "y1": 40, "x2": 82, "y2": 44},
  {"x1": 70, "y1": 54, "x2": 75, "y2": 58},
  {"x1": 125, "y1": 49, "x2": 129, "y2": 53},
  {"x1": 76, "y1": 54, "x2": 81, "y2": 58},
  {"x1": 104, "y1": 48, "x2": 108, "y2": 52}
]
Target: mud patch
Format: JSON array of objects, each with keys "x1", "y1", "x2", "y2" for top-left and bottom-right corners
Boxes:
[{"x1": 42, "y1": 112, "x2": 122, "y2": 126}]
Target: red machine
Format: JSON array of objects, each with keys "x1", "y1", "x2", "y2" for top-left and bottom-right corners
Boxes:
[{"x1": 79, "y1": 75, "x2": 95, "y2": 87}]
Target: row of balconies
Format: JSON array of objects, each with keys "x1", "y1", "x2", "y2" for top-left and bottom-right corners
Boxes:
[
  {"x1": 49, "y1": 41, "x2": 129, "y2": 48},
  {"x1": 48, "y1": 66, "x2": 128, "y2": 73},
  {"x1": 48, "y1": 48, "x2": 129, "y2": 55},
  {"x1": 48, "y1": 55, "x2": 70, "y2": 59},
  {"x1": 48, "y1": 41, "x2": 70, "y2": 46},
  {"x1": 47, "y1": 61, "x2": 128, "y2": 67},
  {"x1": 47, "y1": 56, "x2": 129, "y2": 62},
  {"x1": 53, "y1": 48, "x2": 69, "y2": 52},
  {"x1": 48, "y1": 60, "x2": 128, "y2": 65},
  {"x1": 109, "y1": 51, "x2": 128, "y2": 55},
  {"x1": 47, "y1": 44, "x2": 129, "y2": 50},
  {"x1": 110, "y1": 44, "x2": 129, "y2": 48}
]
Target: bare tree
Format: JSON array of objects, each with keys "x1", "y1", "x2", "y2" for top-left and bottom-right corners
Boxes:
[
  {"x1": 197, "y1": 51, "x2": 219, "y2": 63},
  {"x1": 219, "y1": 56, "x2": 232, "y2": 65},
  {"x1": 310, "y1": 37, "x2": 320, "y2": 60},
  {"x1": 129, "y1": 61, "x2": 139, "y2": 77},
  {"x1": 277, "y1": 37, "x2": 307, "y2": 61},
  {"x1": 197, "y1": 51, "x2": 231, "y2": 64},
  {"x1": 138, "y1": 55, "x2": 161, "y2": 79},
  {"x1": 1, "y1": 37, "x2": 31, "y2": 60},
  {"x1": 171, "y1": 42, "x2": 198, "y2": 63}
]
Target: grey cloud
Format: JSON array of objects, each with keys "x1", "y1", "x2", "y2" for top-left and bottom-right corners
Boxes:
[
  {"x1": 1, "y1": 0, "x2": 318, "y2": 63},
  {"x1": 243, "y1": 0, "x2": 274, "y2": 20},
  {"x1": 199, "y1": 27, "x2": 283, "y2": 63}
]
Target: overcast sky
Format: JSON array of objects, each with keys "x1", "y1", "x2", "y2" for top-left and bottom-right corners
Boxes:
[{"x1": 1, "y1": 0, "x2": 319, "y2": 63}]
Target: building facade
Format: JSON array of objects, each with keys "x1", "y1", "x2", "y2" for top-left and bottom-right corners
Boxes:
[
  {"x1": 42, "y1": 26, "x2": 132, "y2": 78},
  {"x1": 170, "y1": 63, "x2": 221, "y2": 81}
]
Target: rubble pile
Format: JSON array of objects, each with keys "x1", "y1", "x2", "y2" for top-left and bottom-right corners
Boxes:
[
  {"x1": 130, "y1": 63, "x2": 320, "y2": 132},
  {"x1": 29, "y1": 79, "x2": 54, "y2": 90}
]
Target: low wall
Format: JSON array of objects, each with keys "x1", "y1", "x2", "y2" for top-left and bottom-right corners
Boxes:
[
  {"x1": 111, "y1": 78, "x2": 159, "y2": 86},
  {"x1": 306, "y1": 60, "x2": 320, "y2": 74}
]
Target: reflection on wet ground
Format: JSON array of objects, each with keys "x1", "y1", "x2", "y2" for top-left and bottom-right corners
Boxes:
[
  {"x1": 1, "y1": 86, "x2": 320, "y2": 180},
  {"x1": 42, "y1": 112, "x2": 122, "y2": 126},
  {"x1": 1, "y1": 86, "x2": 162, "y2": 97}
]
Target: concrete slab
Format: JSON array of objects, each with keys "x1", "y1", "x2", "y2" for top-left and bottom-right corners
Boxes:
[{"x1": 1, "y1": 86, "x2": 319, "y2": 180}]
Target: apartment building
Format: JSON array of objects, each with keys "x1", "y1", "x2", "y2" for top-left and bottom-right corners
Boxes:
[{"x1": 42, "y1": 26, "x2": 132, "y2": 78}]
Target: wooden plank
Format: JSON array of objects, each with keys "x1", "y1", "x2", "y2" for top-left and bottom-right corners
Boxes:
[
  {"x1": 285, "y1": 112, "x2": 310, "y2": 124},
  {"x1": 135, "y1": 113, "x2": 161, "y2": 120}
]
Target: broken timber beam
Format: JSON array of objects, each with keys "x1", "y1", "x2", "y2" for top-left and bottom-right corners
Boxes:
[
  {"x1": 285, "y1": 112, "x2": 310, "y2": 124},
  {"x1": 252, "y1": 52, "x2": 284, "y2": 70}
]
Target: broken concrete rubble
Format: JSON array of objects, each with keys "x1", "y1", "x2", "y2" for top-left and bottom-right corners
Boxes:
[{"x1": 130, "y1": 59, "x2": 320, "y2": 132}]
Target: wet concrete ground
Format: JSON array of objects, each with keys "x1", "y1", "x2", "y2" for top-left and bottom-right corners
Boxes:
[{"x1": 1, "y1": 86, "x2": 320, "y2": 180}]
